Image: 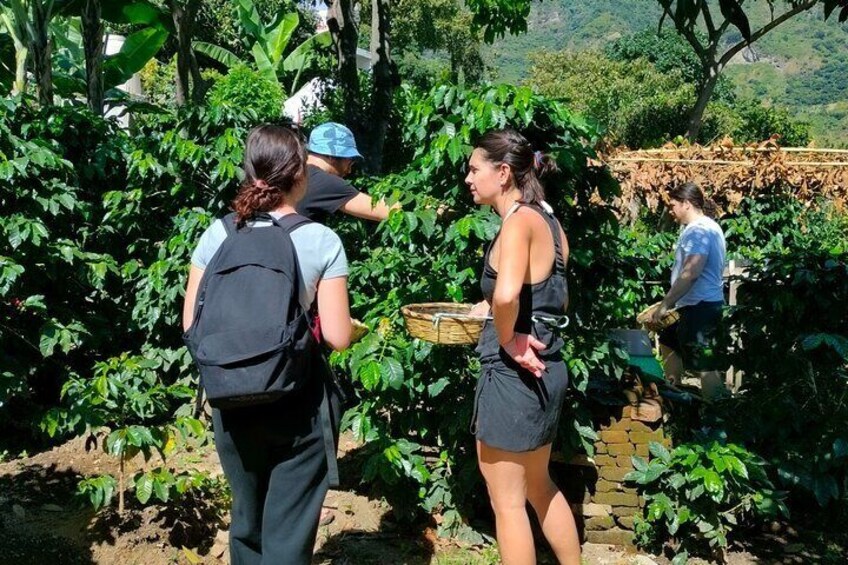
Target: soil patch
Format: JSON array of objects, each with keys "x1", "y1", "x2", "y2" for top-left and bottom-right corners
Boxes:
[{"x1": 6, "y1": 432, "x2": 833, "y2": 564}]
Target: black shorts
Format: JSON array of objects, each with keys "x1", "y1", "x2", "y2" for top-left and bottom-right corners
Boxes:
[{"x1": 658, "y1": 301, "x2": 724, "y2": 371}]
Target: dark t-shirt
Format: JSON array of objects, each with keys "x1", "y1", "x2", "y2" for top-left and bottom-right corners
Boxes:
[{"x1": 296, "y1": 165, "x2": 360, "y2": 223}]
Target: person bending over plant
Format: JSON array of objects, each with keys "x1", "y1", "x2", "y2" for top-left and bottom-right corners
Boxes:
[{"x1": 298, "y1": 122, "x2": 399, "y2": 223}]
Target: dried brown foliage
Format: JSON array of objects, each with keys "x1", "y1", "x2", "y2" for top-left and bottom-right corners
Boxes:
[{"x1": 604, "y1": 137, "x2": 848, "y2": 223}]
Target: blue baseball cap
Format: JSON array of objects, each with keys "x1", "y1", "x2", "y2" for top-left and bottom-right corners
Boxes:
[{"x1": 308, "y1": 122, "x2": 363, "y2": 159}]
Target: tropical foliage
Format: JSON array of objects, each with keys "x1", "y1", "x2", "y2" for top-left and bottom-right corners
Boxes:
[
  {"x1": 627, "y1": 438, "x2": 787, "y2": 563},
  {"x1": 1, "y1": 2, "x2": 847, "y2": 560},
  {"x1": 193, "y1": 0, "x2": 330, "y2": 95},
  {"x1": 0, "y1": 98, "x2": 256, "y2": 509}
]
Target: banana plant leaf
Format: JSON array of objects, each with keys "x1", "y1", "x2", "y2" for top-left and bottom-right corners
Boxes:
[
  {"x1": 282, "y1": 30, "x2": 331, "y2": 74},
  {"x1": 103, "y1": 26, "x2": 168, "y2": 90},
  {"x1": 55, "y1": 0, "x2": 172, "y2": 30},
  {"x1": 251, "y1": 41, "x2": 276, "y2": 82},
  {"x1": 193, "y1": 41, "x2": 242, "y2": 69},
  {"x1": 265, "y1": 10, "x2": 298, "y2": 65},
  {"x1": 236, "y1": 0, "x2": 263, "y2": 45}
]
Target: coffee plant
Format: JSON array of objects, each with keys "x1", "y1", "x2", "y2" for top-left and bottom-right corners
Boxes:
[
  {"x1": 323, "y1": 83, "x2": 674, "y2": 535},
  {"x1": 1, "y1": 98, "x2": 258, "y2": 511},
  {"x1": 626, "y1": 437, "x2": 787, "y2": 563},
  {"x1": 718, "y1": 214, "x2": 848, "y2": 511}
]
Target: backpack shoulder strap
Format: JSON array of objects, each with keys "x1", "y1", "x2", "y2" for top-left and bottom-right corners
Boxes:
[
  {"x1": 221, "y1": 212, "x2": 238, "y2": 237},
  {"x1": 275, "y1": 213, "x2": 313, "y2": 234}
]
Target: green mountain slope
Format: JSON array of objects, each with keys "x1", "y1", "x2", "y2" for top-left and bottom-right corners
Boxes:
[{"x1": 485, "y1": 0, "x2": 848, "y2": 146}]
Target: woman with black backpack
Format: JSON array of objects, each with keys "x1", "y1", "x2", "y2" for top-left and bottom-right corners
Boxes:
[{"x1": 182, "y1": 125, "x2": 352, "y2": 565}]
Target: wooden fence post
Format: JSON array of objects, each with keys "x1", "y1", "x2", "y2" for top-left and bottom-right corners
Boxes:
[{"x1": 724, "y1": 258, "x2": 750, "y2": 391}]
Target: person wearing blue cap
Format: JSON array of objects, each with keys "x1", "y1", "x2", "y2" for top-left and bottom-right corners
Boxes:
[
  {"x1": 298, "y1": 122, "x2": 397, "y2": 528},
  {"x1": 297, "y1": 122, "x2": 396, "y2": 223}
]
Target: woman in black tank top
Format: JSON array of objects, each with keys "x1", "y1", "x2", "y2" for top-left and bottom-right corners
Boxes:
[{"x1": 465, "y1": 130, "x2": 580, "y2": 564}]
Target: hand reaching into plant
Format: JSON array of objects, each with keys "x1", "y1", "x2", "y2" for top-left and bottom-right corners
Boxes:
[{"x1": 502, "y1": 333, "x2": 547, "y2": 377}]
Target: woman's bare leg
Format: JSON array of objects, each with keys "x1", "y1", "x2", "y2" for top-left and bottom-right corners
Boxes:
[
  {"x1": 660, "y1": 343, "x2": 683, "y2": 385},
  {"x1": 523, "y1": 443, "x2": 581, "y2": 565},
  {"x1": 478, "y1": 440, "x2": 535, "y2": 564},
  {"x1": 478, "y1": 441, "x2": 581, "y2": 564}
]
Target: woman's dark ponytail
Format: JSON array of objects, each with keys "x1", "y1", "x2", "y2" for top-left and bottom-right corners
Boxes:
[
  {"x1": 232, "y1": 125, "x2": 307, "y2": 226},
  {"x1": 476, "y1": 129, "x2": 559, "y2": 205},
  {"x1": 533, "y1": 150, "x2": 558, "y2": 178}
]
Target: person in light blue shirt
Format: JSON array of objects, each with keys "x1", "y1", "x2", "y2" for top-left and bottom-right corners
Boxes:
[{"x1": 653, "y1": 182, "x2": 727, "y2": 399}]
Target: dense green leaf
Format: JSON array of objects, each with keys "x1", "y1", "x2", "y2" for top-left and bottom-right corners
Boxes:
[
  {"x1": 135, "y1": 472, "x2": 153, "y2": 504},
  {"x1": 103, "y1": 27, "x2": 168, "y2": 89},
  {"x1": 282, "y1": 30, "x2": 331, "y2": 73},
  {"x1": 193, "y1": 41, "x2": 242, "y2": 68},
  {"x1": 381, "y1": 357, "x2": 404, "y2": 390},
  {"x1": 265, "y1": 10, "x2": 298, "y2": 64}
]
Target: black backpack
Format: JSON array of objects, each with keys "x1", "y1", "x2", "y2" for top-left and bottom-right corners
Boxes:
[{"x1": 183, "y1": 212, "x2": 316, "y2": 409}]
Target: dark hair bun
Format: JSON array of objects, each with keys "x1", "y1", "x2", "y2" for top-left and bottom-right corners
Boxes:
[
  {"x1": 476, "y1": 129, "x2": 552, "y2": 205},
  {"x1": 534, "y1": 151, "x2": 559, "y2": 178}
]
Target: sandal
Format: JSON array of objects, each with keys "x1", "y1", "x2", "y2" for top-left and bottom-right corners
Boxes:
[{"x1": 319, "y1": 507, "x2": 335, "y2": 526}]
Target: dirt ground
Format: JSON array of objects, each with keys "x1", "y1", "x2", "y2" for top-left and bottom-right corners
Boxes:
[{"x1": 0, "y1": 432, "x2": 838, "y2": 565}]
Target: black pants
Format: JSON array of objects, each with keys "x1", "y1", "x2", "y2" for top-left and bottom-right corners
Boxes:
[
  {"x1": 658, "y1": 300, "x2": 724, "y2": 371},
  {"x1": 212, "y1": 377, "x2": 339, "y2": 565}
]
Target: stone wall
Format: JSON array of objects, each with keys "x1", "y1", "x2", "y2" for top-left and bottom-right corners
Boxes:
[{"x1": 553, "y1": 403, "x2": 669, "y2": 547}]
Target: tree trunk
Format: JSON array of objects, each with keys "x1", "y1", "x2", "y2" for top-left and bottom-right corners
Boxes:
[
  {"x1": 81, "y1": 0, "x2": 104, "y2": 115},
  {"x1": 30, "y1": 0, "x2": 53, "y2": 107},
  {"x1": 12, "y1": 46, "x2": 28, "y2": 96},
  {"x1": 188, "y1": 44, "x2": 206, "y2": 103},
  {"x1": 368, "y1": 0, "x2": 398, "y2": 173},
  {"x1": 170, "y1": 0, "x2": 192, "y2": 106},
  {"x1": 326, "y1": 0, "x2": 360, "y2": 125},
  {"x1": 184, "y1": 0, "x2": 205, "y2": 104},
  {"x1": 685, "y1": 66, "x2": 720, "y2": 142},
  {"x1": 118, "y1": 454, "x2": 125, "y2": 514}
]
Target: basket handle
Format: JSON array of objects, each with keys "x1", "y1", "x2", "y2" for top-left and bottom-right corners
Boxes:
[{"x1": 431, "y1": 312, "x2": 492, "y2": 331}]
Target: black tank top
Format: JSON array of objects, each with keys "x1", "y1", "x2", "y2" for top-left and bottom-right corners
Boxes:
[{"x1": 476, "y1": 203, "x2": 569, "y2": 365}]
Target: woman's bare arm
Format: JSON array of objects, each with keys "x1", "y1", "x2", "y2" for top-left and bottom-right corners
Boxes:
[
  {"x1": 182, "y1": 265, "x2": 204, "y2": 331},
  {"x1": 492, "y1": 216, "x2": 530, "y2": 345},
  {"x1": 492, "y1": 214, "x2": 547, "y2": 376},
  {"x1": 316, "y1": 276, "x2": 352, "y2": 351}
]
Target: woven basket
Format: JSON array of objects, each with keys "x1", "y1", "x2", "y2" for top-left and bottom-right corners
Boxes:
[
  {"x1": 637, "y1": 302, "x2": 680, "y2": 331},
  {"x1": 401, "y1": 303, "x2": 486, "y2": 345},
  {"x1": 351, "y1": 319, "x2": 369, "y2": 343}
]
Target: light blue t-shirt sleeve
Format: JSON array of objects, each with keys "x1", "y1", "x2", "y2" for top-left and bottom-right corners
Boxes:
[
  {"x1": 190, "y1": 220, "x2": 228, "y2": 269},
  {"x1": 321, "y1": 230, "x2": 349, "y2": 279},
  {"x1": 680, "y1": 225, "x2": 711, "y2": 257}
]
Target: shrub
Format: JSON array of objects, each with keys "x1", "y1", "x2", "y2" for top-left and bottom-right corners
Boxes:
[
  {"x1": 730, "y1": 100, "x2": 811, "y2": 147},
  {"x1": 627, "y1": 437, "x2": 787, "y2": 563},
  {"x1": 1, "y1": 102, "x2": 131, "y2": 444},
  {"x1": 207, "y1": 65, "x2": 284, "y2": 121},
  {"x1": 718, "y1": 207, "x2": 848, "y2": 511},
  {"x1": 1, "y1": 98, "x2": 257, "y2": 507}
]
